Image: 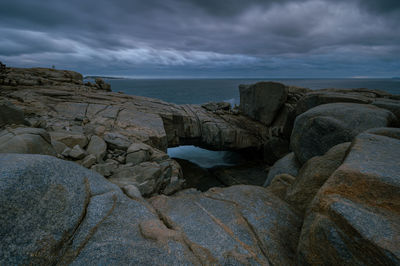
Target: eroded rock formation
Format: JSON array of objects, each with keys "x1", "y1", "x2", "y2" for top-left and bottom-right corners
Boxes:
[{"x1": 1, "y1": 65, "x2": 400, "y2": 265}]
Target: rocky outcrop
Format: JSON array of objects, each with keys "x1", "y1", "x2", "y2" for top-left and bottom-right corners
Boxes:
[
  {"x1": 0, "y1": 67, "x2": 84, "y2": 87},
  {"x1": 0, "y1": 67, "x2": 273, "y2": 154},
  {"x1": 0, "y1": 154, "x2": 302, "y2": 265},
  {"x1": 297, "y1": 128, "x2": 400, "y2": 265},
  {"x1": 1, "y1": 65, "x2": 400, "y2": 264},
  {"x1": 291, "y1": 103, "x2": 396, "y2": 164}
]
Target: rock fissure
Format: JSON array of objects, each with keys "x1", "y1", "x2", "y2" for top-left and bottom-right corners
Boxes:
[{"x1": 193, "y1": 201, "x2": 261, "y2": 262}]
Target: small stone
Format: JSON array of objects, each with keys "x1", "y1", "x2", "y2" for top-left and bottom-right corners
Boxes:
[
  {"x1": 81, "y1": 154, "x2": 97, "y2": 168},
  {"x1": 86, "y1": 135, "x2": 107, "y2": 162},
  {"x1": 122, "y1": 185, "x2": 143, "y2": 199},
  {"x1": 126, "y1": 142, "x2": 152, "y2": 165},
  {"x1": 51, "y1": 139, "x2": 68, "y2": 155},
  {"x1": 61, "y1": 147, "x2": 71, "y2": 157},
  {"x1": 69, "y1": 145, "x2": 86, "y2": 160},
  {"x1": 116, "y1": 155, "x2": 125, "y2": 164}
]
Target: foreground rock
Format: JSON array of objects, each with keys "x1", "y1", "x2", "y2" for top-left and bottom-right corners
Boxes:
[
  {"x1": 0, "y1": 154, "x2": 199, "y2": 265},
  {"x1": 297, "y1": 128, "x2": 400, "y2": 265},
  {"x1": 1, "y1": 154, "x2": 302, "y2": 265},
  {"x1": 291, "y1": 103, "x2": 396, "y2": 164},
  {"x1": 151, "y1": 185, "x2": 302, "y2": 265}
]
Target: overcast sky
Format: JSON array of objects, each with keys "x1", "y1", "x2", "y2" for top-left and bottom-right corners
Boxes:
[{"x1": 1, "y1": 0, "x2": 399, "y2": 77}]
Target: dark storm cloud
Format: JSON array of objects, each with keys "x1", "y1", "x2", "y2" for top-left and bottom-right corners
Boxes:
[{"x1": 0, "y1": 0, "x2": 399, "y2": 77}]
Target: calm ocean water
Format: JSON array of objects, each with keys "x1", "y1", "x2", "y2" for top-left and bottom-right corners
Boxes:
[
  {"x1": 103, "y1": 78, "x2": 400, "y2": 167},
  {"x1": 105, "y1": 78, "x2": 400, "y2": 105}
]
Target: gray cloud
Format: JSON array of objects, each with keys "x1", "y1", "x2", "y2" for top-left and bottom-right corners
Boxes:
[{"x1": 0, "y1": 0, "x2": 399, "y2": 77}]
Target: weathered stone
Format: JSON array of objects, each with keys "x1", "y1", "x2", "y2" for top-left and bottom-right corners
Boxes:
[
  {"x1": 150, "y1": 185, "x2": 302, "y2": 265},
  {"x1": 264, "y1": 152, "x2": 301, "y2": 187},
  {"x1": 0, "y1": 127, "x2": 56, "y2": 156},
  {"x1": 297, "y1": 128, "x2": 400, "y2": 265},
  {"x1": 239, "y1": 81, "x2": 288, "y2": 125},
  {"x1": 68, "y1": 144, "x2": 86, "y2": 160},
  {"x1": 109, "y1": 162, "x2": 163, "y2": 196},
  {"x1": 372, "y1": 98, "x2": 400, "y2": 122},
  {"x1": 86, "y1": 135, "x2": 107, "y2": 162},
  {"x1": 103, "y1": 132, "x2": 131, "y2": 151},
  {"x1": 285, "y1": 142, "x2": 350, "y2": 214},
  {"x1": 94, "y1": 77, "x2": 111, "y2": 91},
  {"x1": 201, "y1": 102, "x2": 231, "y2": 112},
  {"x1": 0, "y1": 154, "x2": 199, "y2": 265},
  {"x1": 294, "y1": 91, "x2": 372, "y2": 116},
  {"x1": 121, "y1": 184, "x2": 143, "y2": 199},
  {"x1": 50, "y1": 131, "x2": 88, "y2": 149},
  {"x1": 51, "y1": 139, "x2": 68, "y2": 155},
  {"x1": 126, "y1": 142, "x2": 152, "y2": 165},
  {"x1": 81, "y1": 154, "x2": 97, "y2": 168},
  {"x1": 0, "y1": 100, "x2": 29, "y2": 127},
  {"x1": 91, "y1": 162, "x2": 118, "y2": 177},
  {"x1": 291, "y1": 103, "x2": 396, "y2": 164}
]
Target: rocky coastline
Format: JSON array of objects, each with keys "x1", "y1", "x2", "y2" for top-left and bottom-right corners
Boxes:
[{"x1": 1, "y1": 65, "x2": 399, "y2": 265}]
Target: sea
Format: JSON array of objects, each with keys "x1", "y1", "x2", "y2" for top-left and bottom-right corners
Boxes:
[
  {"x1": 104, "y1": 78, "x2": 400, "y2": 106},
  {"x1": 101, "y1": 78, "x2": 400, "y2": 167}
]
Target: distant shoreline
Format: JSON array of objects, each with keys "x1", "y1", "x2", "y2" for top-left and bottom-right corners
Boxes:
[{"x1": 84, "y1": 75, "x2": 125, "y2": 80}]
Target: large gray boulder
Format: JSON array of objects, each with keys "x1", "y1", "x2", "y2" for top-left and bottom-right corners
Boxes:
[
  {"x1": 0, "y1": 154, "x2": 199, "y2": 265},
  {"x1": 239, "y1": 82, "x2": 288, "y2": 125},
  {"x1": 264, "y1": 152, "x2": 301, "y2": 187},
  {"x1": 0, "y1": 127, "x2": 56, "y2": 156},
  {"x1": 297, "y1": 128, "x2": 400, "y2": 265},
  {"x1": 291, "y1": 103, "x2": 396, "y2": 164},
  {"x1": 150, "y1": 185, "x2": 302, "y2": 265},
  {"x1": 372, "y1": 98, "x2": 400, "y2": 124}
]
